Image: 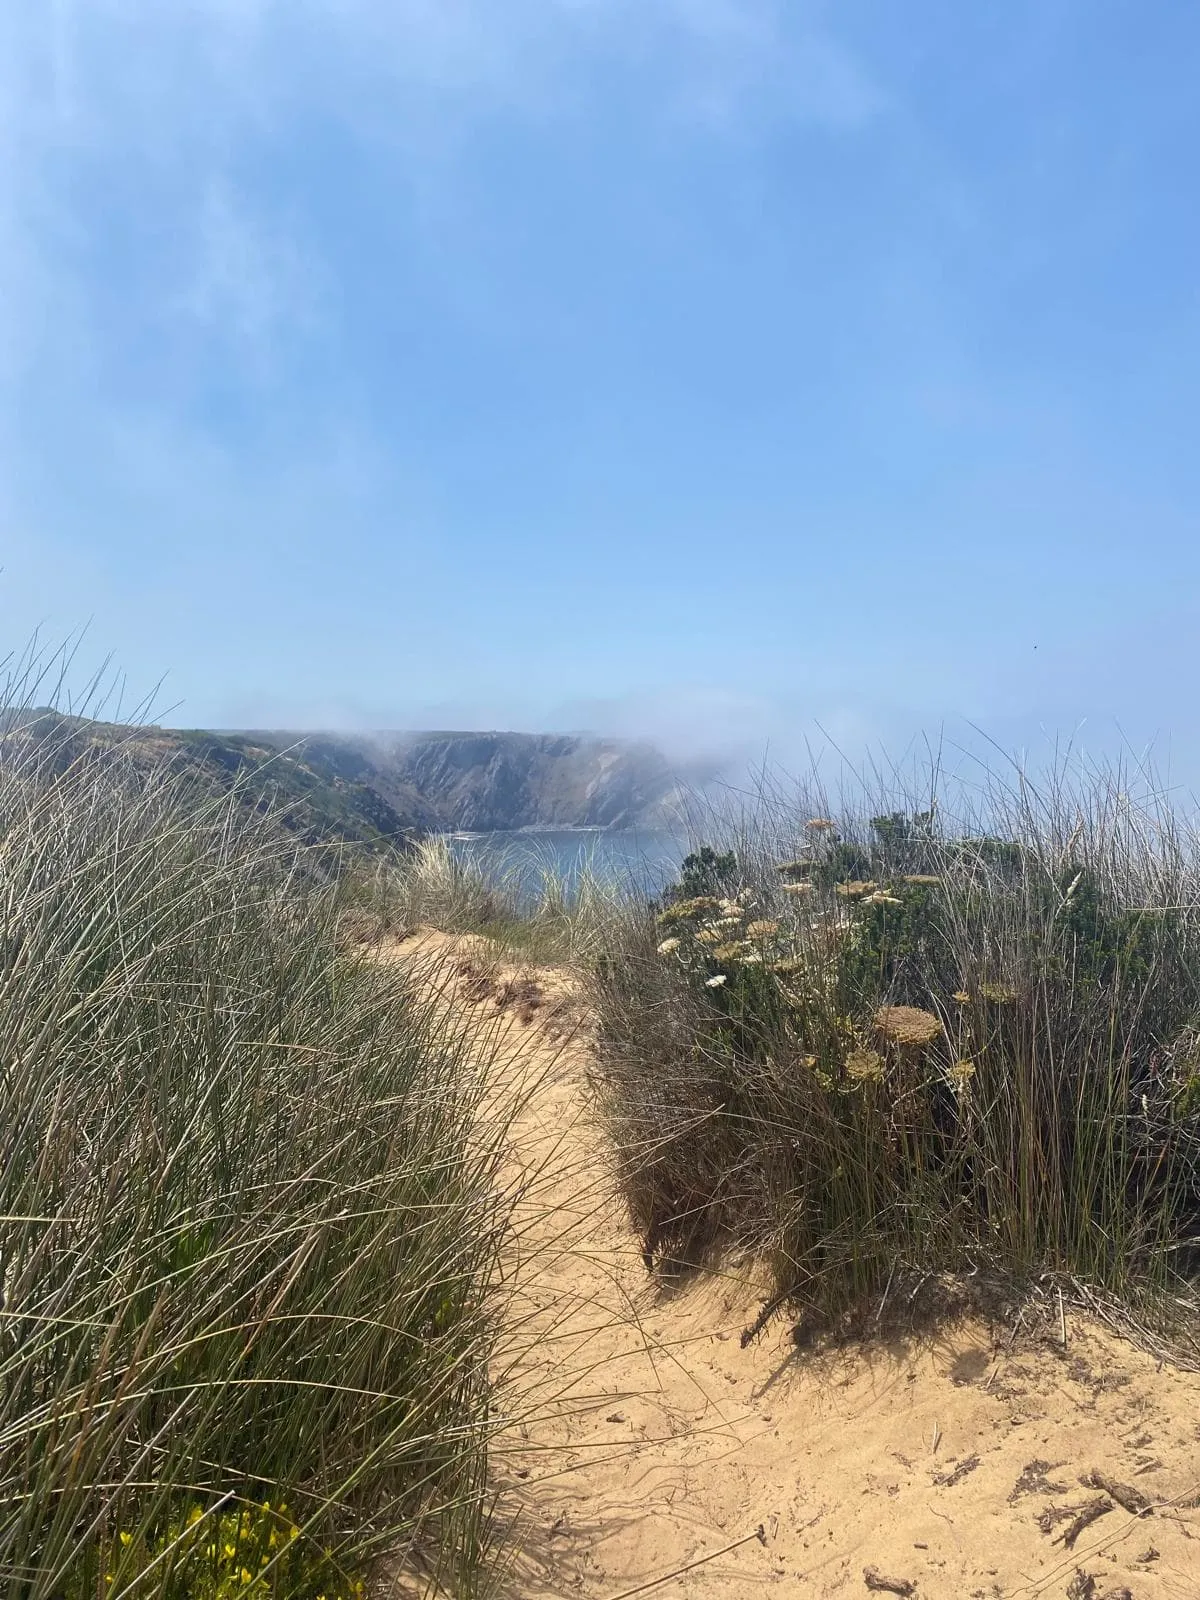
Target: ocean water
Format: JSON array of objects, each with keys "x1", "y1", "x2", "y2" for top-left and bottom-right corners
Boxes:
[{"x1": 447, "y1": 828, "x2": 688, "y2": 904}]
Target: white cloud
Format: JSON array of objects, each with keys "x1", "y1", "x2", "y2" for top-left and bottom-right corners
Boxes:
[
  {"x1": 0, "y1": 0, "x2": 885, "y2": 394},
  {"x1": 175, "y1": 180, "x2": 323, "y2": 368}
]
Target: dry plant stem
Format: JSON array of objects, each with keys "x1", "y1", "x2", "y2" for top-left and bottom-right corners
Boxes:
[{"x1": 601, "y1": 1526, "x2": 767, "y2": 1600}]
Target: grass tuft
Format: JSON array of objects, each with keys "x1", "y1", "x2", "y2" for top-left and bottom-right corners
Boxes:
[{"x1": 0, "y1": 682, "x2": 510, "y2": 1596}]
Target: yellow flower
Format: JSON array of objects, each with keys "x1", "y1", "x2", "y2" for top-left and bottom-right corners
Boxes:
[
  {"x1": 980, "y1": 981, "x2": 1019, "y2": 1005},
  {"x1": 746, "y1": 919, "x2": 780, "y2": 939},
  {"x1": 845, "y1": 1048, "x2": 885, "y2": 1083},
  {"x1": 118, "y1": 1532, "x2": 133, "y2": 1547},
  {"x1": 657, "y1": 896, "x2": 720, "y2": 925},
  {"x1": 947, "y1": 1058, "x2": 976, "y2": 1089},
  {"x1": 187, "y1": 1505, "x2": 204, "y2": 1526},
  {"x1": 952, "y1": 991, "x2": 971, "y2": 1004},
  {"x1": 242, "y1": 1571, "x2": 254, "y2": 1585},
  {"x1": 874, "y1": 1005, "x2": 942, "y2": 1049}
]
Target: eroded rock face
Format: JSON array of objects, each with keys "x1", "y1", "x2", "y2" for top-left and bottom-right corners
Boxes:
[
  {"x1": 371, "y1": 731, "x2": 689, "y2": 831},
  {"x1": 11, "y1": 713, "x2": 702, "y2": 841}
]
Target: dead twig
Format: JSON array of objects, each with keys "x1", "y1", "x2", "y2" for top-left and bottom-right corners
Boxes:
[
  {"x1": 863, "y1": 1568, "x2": 917, "y2": 1596},
  {"x1": 1047, "y1": 1495, "x2": 1114, "y2": 1549},
  {"x1": 602, "y1": 1526, "x2": 766, "y2": 1600},
  {"x1": 1079, "y1": 1470, "x2": 1152, "y2": 1517},
  {"x1": 933, "y1": 1453, "x2": 979, "y2": 1488}
]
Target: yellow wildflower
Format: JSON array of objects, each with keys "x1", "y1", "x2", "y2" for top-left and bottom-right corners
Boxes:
[
  {"x1": 657, "y1": 896, "x2": 720, "y2": 925},
  {"x1": 746, "y1": 919, "x2": 780, "y2": 938},
  {"x1": 952, "y1": 991, "x2": 971, "y2": 1004},
  {"x1": 118, "y1": 1532, "x2": 133, "y2": 1547},
  {"x1": 874, "y1": 1005, "x2": 942, "y2": 1049},
  {"x1": 980, "y1": 981, "x2": 1019, "y2": 1005},
  {"x1": 948, "y1": 1058, "x2": 976, "y2": 1087},
  {"x1": 845, "y1": 1048, "x2": 885, "y2": 1083}
]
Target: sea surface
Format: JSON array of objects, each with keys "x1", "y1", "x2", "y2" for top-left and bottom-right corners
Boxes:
[{"x1": 447, "y1": 828, "x2": 687, "y2": 904}]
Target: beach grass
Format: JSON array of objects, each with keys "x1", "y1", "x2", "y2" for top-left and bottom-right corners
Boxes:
[{"x1": 0, "y1": 682, "x2": 512, "y2": 1596}]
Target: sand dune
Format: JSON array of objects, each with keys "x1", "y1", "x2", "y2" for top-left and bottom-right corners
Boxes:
[{"x1": 395, "y1": 934, "x2": 1200, "y2": 1600}]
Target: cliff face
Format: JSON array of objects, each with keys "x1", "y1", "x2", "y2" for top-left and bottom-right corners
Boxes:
[
  {"x1": 372, "y1": 732, "x2": 687, "y2": 832},
  {"x1": 8, "y1": 714, "x2": 696, "y2": 843}
]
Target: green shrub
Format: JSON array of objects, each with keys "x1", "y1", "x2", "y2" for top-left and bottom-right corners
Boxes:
[
  {"x1": 65, "y1": 1501, "x2": 361, "y2": 1600},
  {"x1": 590, "y1": 781, "x2": 1200, "y2": 1341}
]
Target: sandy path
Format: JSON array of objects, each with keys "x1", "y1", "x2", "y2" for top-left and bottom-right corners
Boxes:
[{"x1": 397, "y1": 934, "x2": 1200, "y2": 1600}]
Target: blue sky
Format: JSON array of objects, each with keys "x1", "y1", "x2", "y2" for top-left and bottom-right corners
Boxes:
[{"x1": 3, "y1": 2, "x2": 1199, "y2": 772}]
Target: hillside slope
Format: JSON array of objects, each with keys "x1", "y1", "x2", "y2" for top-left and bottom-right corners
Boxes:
[
  {"x1": 4, "y1": 715, "x2": 696, "y2": 844},
  {"x1": 235, "y1": 729, "x2": 697, "y2": 832},
  {"x1": 371, "y1": 731, "x2": 692, "y2": 831},
  {"x1": 3, "y1": 711, "x2": 424, "y2": 854}
]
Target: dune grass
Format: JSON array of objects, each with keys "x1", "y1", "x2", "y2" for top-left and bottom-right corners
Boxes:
[
  {"x1": 586, "y1": 758, "x2": 1200, "y2": 1347},
  {"x1": 0, "y1": 698, "x2": 513, "y2": 1597},
  {"x1": 390, "y1": 835, "x2": 628, "y2": 968}
]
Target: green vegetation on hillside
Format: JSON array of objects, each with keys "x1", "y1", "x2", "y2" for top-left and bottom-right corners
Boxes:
[{"x1": 7, "y1": 710, "x2": 420, "y2": 858}]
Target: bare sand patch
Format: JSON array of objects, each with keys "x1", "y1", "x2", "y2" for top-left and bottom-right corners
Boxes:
[{"x1": 392, "y1": 933, "x2": 1200, "y2": 1600}]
